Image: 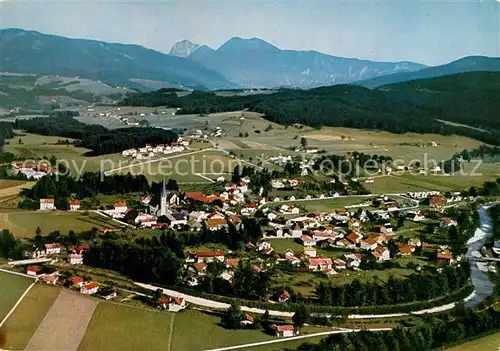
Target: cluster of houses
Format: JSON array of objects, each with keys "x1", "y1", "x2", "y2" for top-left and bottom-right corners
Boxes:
[
  {"x1": 121, "y1": 137, "x2": 189, "y2": 160},
  {"x1": 38, "y1": 199, "x2": 81, "y2": 211},
  {"x1": 11, "y1": 161, "x2": 57, "y2": 180}
]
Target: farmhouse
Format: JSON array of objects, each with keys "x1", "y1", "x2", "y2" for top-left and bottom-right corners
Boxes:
[
  {"x1": 26, "y1": 265, "x2": 42, "y2": 276},
  {"x1": 70, "y1": 200, "x2": 81, "y2": 211},
  {"x1": 81, "y1": 282, "x2": 99, "y2": 295},
  {"x1": 39, "y1": 198, "x2": 55, "y2": 211},
  {"x1": 196, "y1": 250, "x2": 225, "y2": 263},
  {"x1": 113, "y1": 200, "x2": 128, "y2": 213},
  {"x1": 308, "y1": 257, "x2": 333, "y2": 271},
  {"x1": 273, "y1": 324, "x2": 296, "y2": 337},
  {"x1": 68, "y1": 276, "x2": 85, "y2": 288},
  {"x1": 300, "y1": 235, "x2": 316, "y2": 247}
]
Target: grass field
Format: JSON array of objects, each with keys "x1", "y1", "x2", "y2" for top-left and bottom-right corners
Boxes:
[
  {"x1": 78, "y1": 303, "x2": 174, "y2": 351},
  {"x1": 171, "y1": 310, "x2": 276, "y2": 350},
  {"x1": 0, "y1": 272, "x2": 34, "y2": 320},
  {"x1": 2, "y1": 284, "x2": 60, "y2": 350},
  {"x1": 0, "y1": 211, "x2": 121, "y2": 238},
  {"x1": 447, "y1": 332, "x2": 500, "y2": 351},
  {"x1": 4, "y1": 132, "x2": 123, "y2": 175},
  {"x1": 115, "y1": 149, "x2": 241, "y2": 183}
]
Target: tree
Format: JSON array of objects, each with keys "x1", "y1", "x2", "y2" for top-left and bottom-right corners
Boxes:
[
  {"x1": 292, "y1": 305, "x2": 310, "y2": 330},
  {"x1": 222, "y1": 303, "x2": 244, "y2": 329},
  {"x1": 36, "y1": 226, "x2": 42, "y2": 235},
  {"x1": 300, "y1": 137, "x2": 308, "y2": 149}
]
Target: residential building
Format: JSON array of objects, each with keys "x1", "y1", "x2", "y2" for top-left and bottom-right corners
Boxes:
[
  {"x1": 300, "y1": 235, "x2": 316, "y2": 247},
  {"x1": 373, "y1": 247, "x2": 391, "y2": 261},
  {"x1": 360, "y1": 236, "x2": 378, "y2": 251},
  {"x1": 70, "y1": 200, "x2": 81, "y2": 211},
  {"x1": 196, "y1": 250, "x2": 225, "y2": 263},
  {"x1": 44, "y1": 243, "x2": 61, "y2": 255},
  {"x1": 81, "y1": 282, "x2": 99, "y2": 295},
  {"x1": 279, "y1": 290, "x2": 291, "y2": 302},
  {"x1": 273, "y1": 324, "x2": 296, "y2": 337},
  {"x1": 39, "y1": 198, "x2": 55, "y2": 211},
  {"x1": 113, "y1": 200, "x2": 128, "y2": 213},
  {"x1": 440, "y1": 217, "x2": 458, "y2": 228},
  {"x1": 68, "y1": 276, "x2": 84, "y2": 288},
  {"x1": 27, "y1": 265, "x2": 42, "y2": 276},
  {"x1": 307, "y1": 257, "x2": 333, "y2": 271},
  {"x1": 70, "y1": 253, "x2": 83, "y2": 265}
]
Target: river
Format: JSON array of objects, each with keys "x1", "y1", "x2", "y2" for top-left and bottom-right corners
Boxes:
[{"x1": 465, "y1": 203, "x2": 498, "y2": 308}]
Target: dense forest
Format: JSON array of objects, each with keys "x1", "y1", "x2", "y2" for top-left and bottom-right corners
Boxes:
[
  {"x1": 120, "y1": 72, "x2": 500, "y2": 145},
  {"x1": 13, "y1": 115, "x2": 178, "y2": 155},
  {"x1": 298, "y1": 307, "x2": 500, "y2": 351}
]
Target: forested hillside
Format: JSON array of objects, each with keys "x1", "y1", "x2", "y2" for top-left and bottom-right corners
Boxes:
[
  {"x1": 379, "y1": 71, "x2": 500, "y2": 131},
  {"x1": 120, "y1": 72, "x2": 500, "y2": 145}
]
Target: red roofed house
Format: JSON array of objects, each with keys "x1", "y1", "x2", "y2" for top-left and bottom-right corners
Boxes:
[
  {"x1": 300, "y1": 235, "x2": 316, "y2": 247},
  {"x1": 437, "y1": 249, "x2": 454, "y2": 265},
  {"x1": 113, "y1": 200, "x2": 128, "y2": 213},
  {"x1": 27, "y1": 265, "x2": 42, "y2": 276},
  {"x1": 398, "y1": 245, "x2": 414, "y2": 256},
  {"x1": 346, "y1": 232, "x2": 363, "y2": 246},
  {"x1": 241, "y1": 313, "x2": 255, "y2": 326},
  {"x1": 307, "y1": 257, "x2": 333, "y2": 271},
  {"x1": 360, "y1": 236, "x2": 378, "y2": 251},
  {"x1": 70, "y1": 200, "x2": 81, "y2": 211},
  {"x1": 44, "y1": 243, "x2": 61, "y2": 255},
  {"x1": 273, "y1": 324, "x2": 297, "y2": 337},
  {"x1": 193, "y1": 262, "x2": 208, "y2": 275},
  {"x1": 196, "y1": 250, "x2": 225, "y2": 263},
  {"x1": 68, "y1": 276, "x2": 85, "y2": 288},
  {"x1": 333, "y1": 259, "x2": 347, "y2": 270},
  {"x1": 169, "y1": 297, "x2": 186, "y2": 312},
  {"x1": 279, "y1": 290, "x2": 291, "y2": 302},
  {"x1": 206, "y1": 218, "x2": 228, "y2": 231},
  {"x1": 81, "y1": 282, "x2": 99, "y2": 295},
  {"x1": 429, "y1": 195, "x2": 446, "y2": 209}
]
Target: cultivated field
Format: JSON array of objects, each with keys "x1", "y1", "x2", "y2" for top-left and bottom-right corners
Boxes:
[
  {"x1": 0, "y1": 272, "x2": 33, "y2": 320},
  {"x1": 4, "y1": 132, "x2": 124, "y2": 175},
  {"x1": 0, "y1": 211, "x2": 121, "y2": 238},
  {"x1": 25, "y1": 289, "x2": 98, "y2": 351},
  {"x1": 447, "y1": 332, "x2": 500, "y2": 351},
  {"x1": 78, "y1": 303, "x2": 174, "y2": 351},
  {"x1": 114, "y1": 149, "x2": 241, "y2": 183},
  {"x1": 2, "y1": 284, "x2": 60, "y2": 350}
]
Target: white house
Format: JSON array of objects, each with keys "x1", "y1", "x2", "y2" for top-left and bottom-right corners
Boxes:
[
  {"x1": 44, "y1": 243, "x2": 61, "y2": 255},
  {"x1": 39, "y1": 198, "x2": 55, "y2": 211},
  {"x1": 70, "y1": 253, "x2": 83, "y2": 265},
  {"x1": 113, "y1": 200, "x2": 128, "y2": 213},
  {"x1": 80, "y1": 282, "x2": 99, "y2": 295},
  {"x1": 70, "y1": 200, "x2": 81, "y2": 211},
  {"x1": 300, "y1": 235, "x2": 316, "y2": 247}
]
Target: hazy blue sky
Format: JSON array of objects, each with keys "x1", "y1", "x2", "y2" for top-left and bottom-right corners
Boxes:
[{"x1": 0, "y1": 0, "x2": 498, "y2": 66}]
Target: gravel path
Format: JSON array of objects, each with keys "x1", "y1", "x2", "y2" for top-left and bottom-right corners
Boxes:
[{"x1": 25, "y1": 289, "x2": 98, "y2": 351}]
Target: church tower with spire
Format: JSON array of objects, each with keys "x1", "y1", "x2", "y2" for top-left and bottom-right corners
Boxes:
[{"x1": 160, "y1": 176, "x2": 167, "y2": 216}]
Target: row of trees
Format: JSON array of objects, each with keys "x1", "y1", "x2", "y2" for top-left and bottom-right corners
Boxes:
[
  {"x1": 299, "y1": 307, "x2": 500, "y2": 351},
  {"x1": 316, "y1": 264, "x2": 470, "y2": 307}
]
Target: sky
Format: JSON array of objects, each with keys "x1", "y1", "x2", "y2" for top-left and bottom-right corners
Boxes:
[{"x1": 0, "y1": 0, "x2": 498, "y2": 66}]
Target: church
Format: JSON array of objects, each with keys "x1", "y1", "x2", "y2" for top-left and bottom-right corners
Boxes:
[{"x1": 144, "y1": 177, "x2": 180, "y2": 217}]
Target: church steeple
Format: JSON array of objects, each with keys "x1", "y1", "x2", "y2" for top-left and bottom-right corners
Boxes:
[{"x1": 160, "y1": 176, "x2": 167, "y2": 216}]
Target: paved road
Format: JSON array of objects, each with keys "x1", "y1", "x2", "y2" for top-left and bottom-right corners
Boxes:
[
  {"x1": 465, "y1": 203, "x2": 498, "y2": 308},
  {"x1": 135, "y1": 282, "x2": 475, "y2": 319},
  {"x1": 204, "y1": 328, "x2": 392, "y2": 351}
]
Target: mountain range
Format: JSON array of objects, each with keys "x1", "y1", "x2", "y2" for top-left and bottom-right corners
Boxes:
[
  {"x1": 179, "y1": 37, "x2": 427, "y2": 88},
  {"x1": 357, "y1": 56, "x2": 500, "y2": 88},
  {"x1": 0, "y1": 28, "x2": 498, "y2": 92},
  {"x1": 0, "y1": 28, "x2": 234, "y2": 91}
]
